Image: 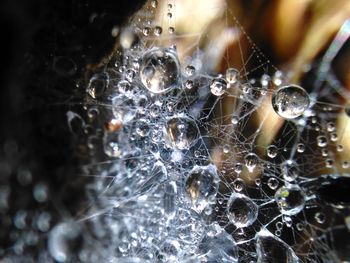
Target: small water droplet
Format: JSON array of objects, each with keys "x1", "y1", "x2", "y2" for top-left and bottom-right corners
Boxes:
[
  {"x1": 226, "y1": 68, "x2": 239, "y2": 84},
  {"x1": 244, "y1": 153, "x2": 259, "y2": 173},
  {"x1": 267, "y1": 145, "x2": 278, "y2": 158}
]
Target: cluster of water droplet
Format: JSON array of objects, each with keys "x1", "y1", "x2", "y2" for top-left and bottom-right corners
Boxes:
[{"x1": 48, "y1": 1, "x2": 350, "y2": 262}]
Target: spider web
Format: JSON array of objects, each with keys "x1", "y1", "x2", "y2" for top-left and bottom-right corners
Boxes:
[{"x1": 58, "y1": 1, "x2": 350, "y2": 262}]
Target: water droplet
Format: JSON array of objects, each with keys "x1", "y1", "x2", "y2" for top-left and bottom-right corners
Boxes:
[
  {"x1": 232, "y1": 178, "x2": 245, "y2": 192},
  {"x1": 151, "y1": 0, "x2": 158, "y2": 8},
  {"x1": 272, "y1": 71, "x2": 283, "y2": 86},
  {"x1": 267, "y1": 145, "x2": 278, "y2": 158},
  {"x1": 166, "y1": 115, "x2": 199, "y2": 150},
  {"x1": 231, "y1": 116, "x2": 239, "y2": 125},
  {"x1": 185, "y1": 65, "x2": 195, "y2": 76},
  {"x1": 185, "y1": 165, "x2": 219, "y2": 212},
  {"x1": 140, "y1": 48, "x2": 180, "y2": 93},
  {"x1": 275, "y1": 184, "x2": 305, "y2": 216},
  {"x1": 37, "y1": 212, "x2": 51, "y2": 232},
  {"x1": 160, "y1": 239, "x2": 181, "y2": 261},
  {"x1": 296, "y1": 143, "x2": 305, "y2": 153},
  {"x1": 103, "y1": 132, "x2": 121, "y2": 157},
  {"x1": 167, "y1": 12, "x2": 172, "y2": 19},
  {"x1": 223, "y1": 144, "x2": 230, "y2": 154},
  {"x1": 198, "y1": 225, "x2": 238, "y2": 262},
  {"x1": 314, "y1": 212, "x2": 325, "y2": 224},
  {"x1": 256, "y1": 229, "x2": 301, "y2": 263},
  {"x1": 244, "y1": 153, "x2": 259, "y2": 173},
  {"x1": 330, "y1": 132, "x2": 338, "y2": 142},
  {"x1": 227, "y1": 192, "x2": 258, "y2": 228},
  {"x1": 136, "y1": 119, "x2": 150, "y2": 137},
  {"x1": 272, "y1": 85, "x2": 310, "y2": 119},
  {"x1": 33, "y1": 182, "x2": 48, "y2": 203},
  {"x1": 226, "y1": 68, "x2": 239, "y2": 84},
  {"x1": 210, "y1": 78, "x2": 228, "y2": 96},
  {"x1": 317, "y1": 135, "x2": 327, "y2": 147},
  {"x1": 143, "y1": 27, "x2": 151, "y2": 36},
  {"x1": 184, "y1": 80, "x2": 194, "y2": 90},
  {"x1": 48, "y1": 222, "x2": 82, "y2": 262},
  {"x1": 234, "y1": 163, "x2": 243, "y2": 174},
  {"x1": 86, "y1": 72, "x2": 109, "y2": 99},
  {"x1": 66, "y1": 111, "x2": 84, "y2": 134},
  {"x1": 168, "y1": 27, "x2": 175, "y2": 34},
  {"x1": 154, "y1": 26, "x2": 162, "y2": 36},
  {"x1": 281, "y1": 160, "x2": 298, "y2": 182},
  {"x1": 261, "y1": 74, "x2": 270, "y2": 87},
  {"x1": 268, "y1": 177, "x2": 279, "y2": 190}
]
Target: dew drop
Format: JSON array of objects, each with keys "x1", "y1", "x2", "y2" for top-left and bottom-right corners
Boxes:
[
  {"x1": 86, "y1": 73, "x2": 109, "y2": 99},
  {"x1": 244, "y1": 153, "x2": 259, "y2": 173},
  {"x1": 232, "y1": 178, "x2": 245, "y2": 192},
  {"x1": 314, "y1": 212, "x2": 325, "y2": 224},
  {"x1": 154, "y1": 26, "x2": 162, "y2": 36},
  {"x1": 151, "y1": 0, "x2": 158, "y2": 8},
  {"x1": 275, "y1": 184, "x2": 305, "y2": 216},
  {"x1": 272, "y1": 85, "x2": 310, "y2": 119},
  {"x1": 168, "y1": 27, "x2": 175, "y2": 34},
  {"x1": 185, "y1": 165, "x2": 219, "y2": 212},
  {"x1": 185, "y1": 65, "x2": 195, "y2": 76},
  {"x1": 267, "y1": 177, "x2": 279, "y2": 190},
  {"x1": 166, "y1": 115, "x2": 199, "y2": 150},
  {"x1": 317, "y1": 135, "x2": 327, "y2": 147},
  {"x1": 143, "y1": 27, "x2": 151, "y2": 36},
  {"x1": 103, "y1": 132, "x2": 121, "y2": 158},
  {"x1": 210, "y1": 78, "x2": 228, "y2": 96},
  {"x1": 198, "y1": 225, "x2": 238, "y2": 263},
  {"x1": 296, "y1": 143, "x2": 305, "y2": 153},
  {"x1": 227, "y1": 192, "x2": 258, "y2": 228},
  {"x1": 48, "y1": 222, "x2": 82, "y2": 263},
  {"x1": 136, "y1": 119, "x2": 150, "y2": 137},
  {"x1": 140, "y1": 48, "x2": 180, "y2": 93},
  {"x1": 231, "y1": 116, "x2": 239, "y2": 125},
  {"x1": 225, "y1": 68, "x2": 239, "y2": 84},
  {"x1": 281, "y1": 160, "x2": 298, "y2": 182},
  {"x1": 267, "y1": 145, "x2": 278, "y2": 158},
  {"x1": 256, "y1": 229, "x2": 301, "y2": 263}
]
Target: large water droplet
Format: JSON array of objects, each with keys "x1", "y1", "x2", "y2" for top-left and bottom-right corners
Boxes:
[
  {"x1": 227, "y1": 192, "x2": 258, "y2": 228},
  {"x1": 198, "y1": 224, "x2": 238, "y2": 263},
  {"x1": 185, "y1": 165, "x2": 219, "y2": 212},
  {"x1": 166, "y1": 115, "x2": 199, "y2": 150},
  {"x1": 272, "y1": 85, "x2": 310, "y2": 119},
  {"x1": 48, "y1": 222, "x2": 82, "y2": 262},
  {"x1": 256, "y1": 229, "x2": 301, "y2": 263},
  {"x1": 275, "y1": 184, "x2": 305, "y2": 216},
  {"x1": 140, "y1": 48, "x2": 180, "y2": 93}
]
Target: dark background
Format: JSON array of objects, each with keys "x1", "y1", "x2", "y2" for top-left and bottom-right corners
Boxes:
[{"x1": 0, "y1": 0, "x2": 145, "y2": 254}]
